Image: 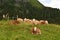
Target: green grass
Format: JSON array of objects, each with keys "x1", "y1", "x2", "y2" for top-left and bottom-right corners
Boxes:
[{"x1": 0, "y1": 20, "x2": 60, "y2": 40}]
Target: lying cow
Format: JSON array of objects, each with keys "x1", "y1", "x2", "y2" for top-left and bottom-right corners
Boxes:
[
  {"x1": 31, "y1": 27, "x2": 41, "y2": 34},
  {"x1": 39, "y1": 20, "x2": 48, "y2": 24},
  {"x1": 9, "y1": 20, "x2": 20, "y2": 25}
]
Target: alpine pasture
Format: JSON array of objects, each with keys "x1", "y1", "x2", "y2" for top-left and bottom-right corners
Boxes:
[{"x1": 0, "y1": 20, "x2": 60, "y2": 40}]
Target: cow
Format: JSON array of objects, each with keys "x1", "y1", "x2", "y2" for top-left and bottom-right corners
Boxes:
[
  {"x1": 17, "y1": 18, "x2": 23, "y2": 22},
  {"x1": 31, "y1": 27, "x2": 41, "y2": 34},
  {"x1": 9, "y1": 20, "x2": 20, "y2": 25}
]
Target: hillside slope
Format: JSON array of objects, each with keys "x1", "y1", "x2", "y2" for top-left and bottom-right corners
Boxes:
[
  {"x1": 0, "y1": 20, "x2": 60, "y2": 40},
  {"x1": 29, "y1": 0, "x2": 44, "y2": 9}
]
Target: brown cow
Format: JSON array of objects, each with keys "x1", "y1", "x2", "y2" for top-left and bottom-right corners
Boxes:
[
  {"x1": 9, "y1": 20, "x2": 20, "y2": 25},
  {"x1": 24, "y1": 18, "x2": 33, "y2": 24},
  {"x1": 39, "y1": 20, "x2": 48, "y2": 24},
  {"x1": 31, "y1": 27, "x2": 41, "y2": 34}
]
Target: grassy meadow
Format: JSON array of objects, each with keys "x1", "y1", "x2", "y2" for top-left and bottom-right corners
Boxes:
[{"x1": 0, "y1": 20, "x2": 60, "y2": 40}]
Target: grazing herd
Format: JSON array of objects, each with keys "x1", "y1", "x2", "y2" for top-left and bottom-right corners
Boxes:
[
  {"x1": 9, "y1": 18, "x2": 48, "y2": 34},
  {"x1": 16, "y1": 18, "x2": 48, "y2": 25}
]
